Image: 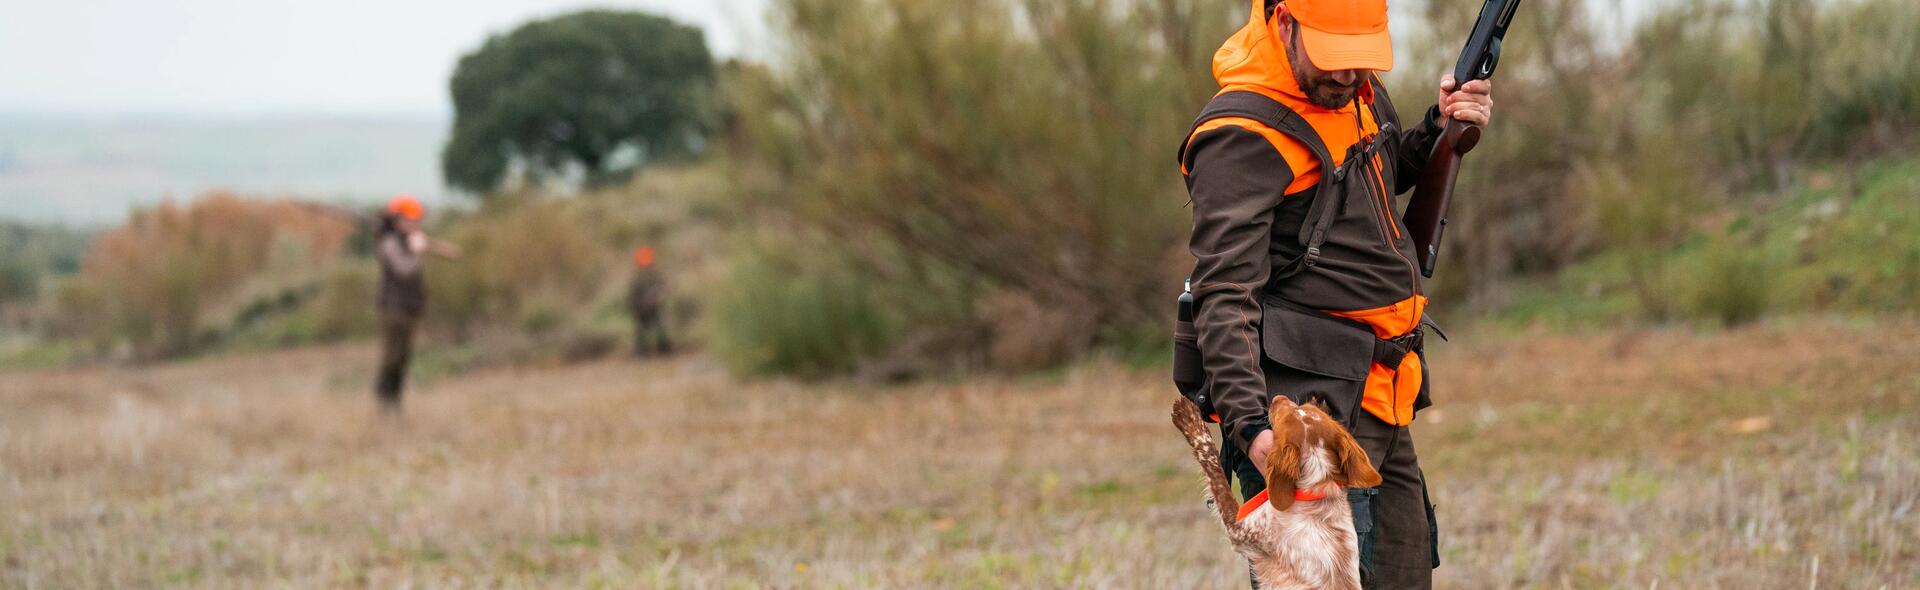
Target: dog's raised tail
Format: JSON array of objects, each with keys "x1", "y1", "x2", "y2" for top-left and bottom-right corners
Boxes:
[{"x1": 1171, "y1": 398, "x2": 1245, "y2": 529}]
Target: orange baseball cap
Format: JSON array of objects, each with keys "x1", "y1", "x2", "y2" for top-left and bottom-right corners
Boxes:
[
  {"x1": 633, "y1": 246, "x2": 656, "y2": 268},
  {"x1": 387, "y1": 194, "x2": 424, "y2": 220},
  {"x1": 1286, "y1": 0, "x2": 1394, "y2": 72}
]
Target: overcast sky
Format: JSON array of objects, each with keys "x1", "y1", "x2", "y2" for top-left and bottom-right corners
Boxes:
[
  {"x1": 0, "y1": 0, "x2": 771, "y2": 118},
  {"x1": 0, "y1": 0, "x2": 1666, "y2": 119}
]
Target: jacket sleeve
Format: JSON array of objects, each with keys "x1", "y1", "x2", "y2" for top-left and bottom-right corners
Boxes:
[
  {"x1": 377, "y1": 234, "x2": 423, "y2": 278},
  {"x1": 1390, "y1": 105, "x2": 1445, "y2": 195},
  {"x1": 1184, "y1": 125, "x2": 1294, "y2": 452}
]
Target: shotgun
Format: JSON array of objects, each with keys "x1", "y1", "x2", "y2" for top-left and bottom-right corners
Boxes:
[{"x1": 1403, "y1": 0, "x2": 1522, "y2": 278}]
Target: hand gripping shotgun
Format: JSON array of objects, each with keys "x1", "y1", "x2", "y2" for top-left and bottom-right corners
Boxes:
[{"x1": 1402, "y1": 0, "x2": 1522, "y2": 278}]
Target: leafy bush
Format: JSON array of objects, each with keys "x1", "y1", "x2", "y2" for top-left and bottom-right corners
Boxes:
[
  {"x1": 705, "y1": 241, "x2": 895, "y2": 378},
  {"x1": 0, "y1": 222, "x2": 91, "y2": 330},
  {"x1": 1387, "y1": 0, "x2": 1920, "y2": 307},
  {"x1": 1688, "y1": 236, "x2": 1771, "y2": 327},
  {"x1": 425, "y1": 198, "x2": 608, "y2": 342},
  {"x1": 1496, "y1": 155, "x2": 1920, "y2": 328},
  {"x1": 65, "y1": 193, "x2": 355, "y2": 360},
  {"x1": 727, "y1": 0, "x2": 1230, "y2": 373}
]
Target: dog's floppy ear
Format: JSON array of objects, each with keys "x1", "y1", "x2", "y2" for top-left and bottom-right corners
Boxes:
[
  {"x1": 1332, "y1": 426, "x2": 1382, "y2": 489},
  {"x1": 1266, "y1": 438, "x2": 1302, "y2": 511},
  {"x1": 1263, "y1": 395, "x2": 1301, "y2": 509}
]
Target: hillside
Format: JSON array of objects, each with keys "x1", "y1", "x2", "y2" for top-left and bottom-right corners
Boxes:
[
  {"x1": 1497, "y1": 155, "x2": 1920, "y2": 327},
  {"x1": 0, "y1": 115, "x2": 448, "y2": 225}
]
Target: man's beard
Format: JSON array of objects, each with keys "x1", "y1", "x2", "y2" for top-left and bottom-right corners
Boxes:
[
  {"x1": 1295, "y1": 69, "x2": 1359, "y2": 109},
  {"x1": 1287, "y1": 28, "x2": 1360, "y2": 109}
]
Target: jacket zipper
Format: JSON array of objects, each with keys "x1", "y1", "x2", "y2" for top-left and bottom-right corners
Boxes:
[
  {"x1": 1351, "y1": 107, "x2": 1397, "y2": 247},
  {"x1": 1354, "y1": 105, "x2": 1423, "y2": 296}
]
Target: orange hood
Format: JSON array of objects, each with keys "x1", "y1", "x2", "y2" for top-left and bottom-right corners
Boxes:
[{"x1": 1212, "y1": 0, "x2": 1312, "y2": 104}]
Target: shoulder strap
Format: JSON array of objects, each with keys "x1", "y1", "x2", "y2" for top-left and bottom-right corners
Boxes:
[
  {"x1": 1179, "y1": 91, "x2": 1333, "y2": 171},
  {"x1": 1178, "y1": 91, "x2": 1342, "y2": 278}
]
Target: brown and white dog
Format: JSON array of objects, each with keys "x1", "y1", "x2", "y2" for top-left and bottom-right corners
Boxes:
[{"x1": 1172, "y1": 396, "x2": 1382, "y2": 590}]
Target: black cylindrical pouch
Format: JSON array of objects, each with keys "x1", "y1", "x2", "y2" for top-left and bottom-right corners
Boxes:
[{"x1": 1174, "y1": 283, "x2": 1216, "y2": 421}]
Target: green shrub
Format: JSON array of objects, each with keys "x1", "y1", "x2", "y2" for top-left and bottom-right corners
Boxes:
[
  {"x1": 705, "y1": 244, "x2": 895, "y2": 378},
  {"x1": 727, "y1": 0, "x2": 1229, "y2": 373},
  {"x1": 1688, "y1": 236, "x2": 1771, "y2": 327},
  {"x1": 426, "y1": 198, "x2": 607, "y2": 343},
  {"x1": 312, "y1": 266, "x2": 379, "y2": 341}
]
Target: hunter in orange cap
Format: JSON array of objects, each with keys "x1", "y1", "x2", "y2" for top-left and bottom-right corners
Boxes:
[
  {"x1": 1176, "y1": 0, "x2": 1493, "y2": 587},
  {"x1": 627, "y1": 245, "x2": 670, "y2": 357},
  {"x1": 386, "y1": 194, "x2": 424, "y2": 221},
  {"x1": 373, "y1": 193, "x2": 457, "y2": 413},
  {"x1": 1287, "y1": 0, "x2": 1394, "y2": 73}
]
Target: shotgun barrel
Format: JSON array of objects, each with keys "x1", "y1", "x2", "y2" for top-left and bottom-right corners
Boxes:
[{"x1": 1403, "y1": 0, "x2": 1522, "y2": 278}]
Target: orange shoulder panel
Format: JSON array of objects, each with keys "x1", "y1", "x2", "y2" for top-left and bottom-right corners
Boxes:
[{"x1": 1184, "y1": 117, "x2": 1320, "y2": 195}]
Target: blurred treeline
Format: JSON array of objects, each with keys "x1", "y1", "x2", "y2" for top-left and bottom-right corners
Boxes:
[
  {"x1": 0, "y1": 223, "x2": 89, "y2": 333},
  {"x1": 2, "y1": 0, "x2": 1916, "y2": 375}
]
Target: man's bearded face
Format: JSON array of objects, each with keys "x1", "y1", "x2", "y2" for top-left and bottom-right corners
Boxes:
[{"x1": 1287, "y1": 22, "x2": 1362, "y2": 109}]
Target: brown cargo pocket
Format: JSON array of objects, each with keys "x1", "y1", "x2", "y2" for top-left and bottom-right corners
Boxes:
[{"x1": 1258, "y1": 299, "x2": 1374, "y2": 424}]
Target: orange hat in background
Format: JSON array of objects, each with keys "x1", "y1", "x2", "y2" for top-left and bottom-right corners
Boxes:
[
  {"x1": 387, "y1": 194, "x2": 424, "y2": 220},
  {"x1": 1285, "y1": 0, "x2": 1394, "y2": 72},
  {"x1": 634, "y1": 246, "x2": 656, "y2": 268}
]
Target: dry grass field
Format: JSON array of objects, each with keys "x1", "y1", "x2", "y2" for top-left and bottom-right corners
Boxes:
[{"x1": 3, "y1": 319, "x2": 1917, "y2": 588}]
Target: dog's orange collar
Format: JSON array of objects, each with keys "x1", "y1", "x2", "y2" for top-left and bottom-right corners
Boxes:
[{"x1": 1235, "y1": 488, "x2": 1335, "y2": 521}]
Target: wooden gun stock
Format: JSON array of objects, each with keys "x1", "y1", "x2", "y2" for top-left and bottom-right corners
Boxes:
[{"x1": 1404, "y1": 119, "x2": 1482, "y2": 278}]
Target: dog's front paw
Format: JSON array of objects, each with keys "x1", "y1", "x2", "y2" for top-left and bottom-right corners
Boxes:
[{"x1": 1171, "y1": 398, "x2": 1205, "y2": 435}]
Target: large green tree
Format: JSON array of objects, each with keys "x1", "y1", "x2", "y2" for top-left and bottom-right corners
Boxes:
[{"x1": 443, "y1": 10, "x2": 715, "y2": 194}]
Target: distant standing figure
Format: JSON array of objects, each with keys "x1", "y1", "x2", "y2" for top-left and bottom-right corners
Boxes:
[
  {"x1": 627, "y1": 246, "x2": 671, "y2": 357},
  {"x1": 374, "y1": 195, "x2": 458, "y2": 413}
]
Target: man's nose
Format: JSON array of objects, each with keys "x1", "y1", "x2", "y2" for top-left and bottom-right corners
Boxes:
[{"x1": 1331, "y1": 70, "x2": 1358, "y2": 86}]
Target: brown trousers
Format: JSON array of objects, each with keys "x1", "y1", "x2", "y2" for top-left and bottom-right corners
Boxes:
[
  {"x1": 1224, "y1": 410, "x2": 1437, "y2": 589},
  {"x1": 375, "y1": 314, "x2": 418, "y2": 410},
  {"x1": 632, "y1": 309, "x2": 671, "y2": 357}
]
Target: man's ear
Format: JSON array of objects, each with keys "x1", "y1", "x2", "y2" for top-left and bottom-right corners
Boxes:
[{"x1": 1333, "y1": 429, "x2": 1382, "y2": 489}]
